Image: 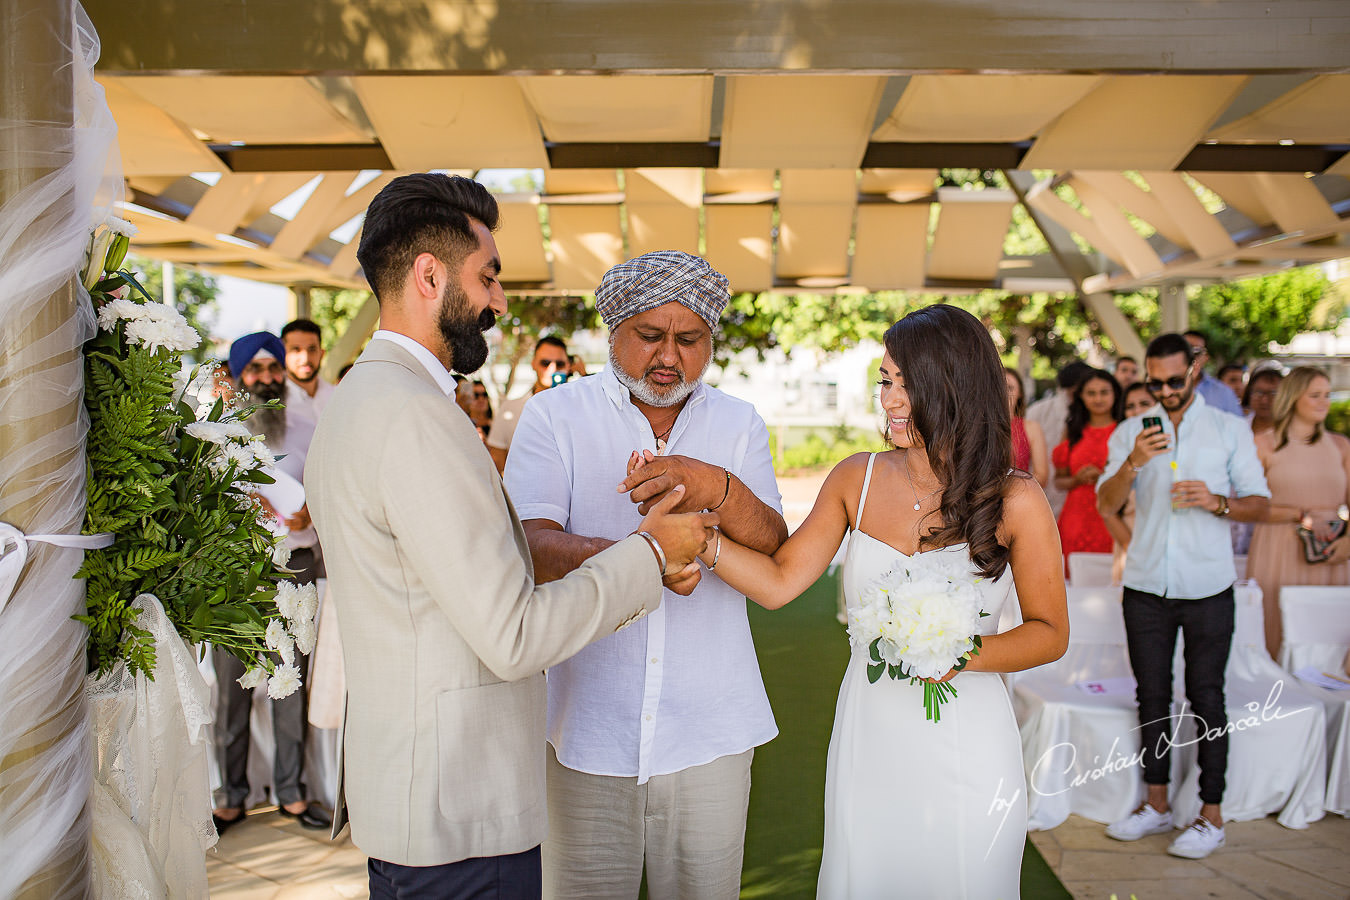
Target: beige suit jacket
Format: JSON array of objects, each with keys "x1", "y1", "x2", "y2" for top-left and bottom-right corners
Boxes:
[{"x1": 305, "y1": 338, "x2": 661, "y2": 867}]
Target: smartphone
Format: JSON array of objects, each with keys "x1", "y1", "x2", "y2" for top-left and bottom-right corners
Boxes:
[
  {"x1": 550, "y1": 371, "x2": 569, "y2": 388},
  {"x1": 1142, "y1": 415, "x2": 1162, "y2": 432}
]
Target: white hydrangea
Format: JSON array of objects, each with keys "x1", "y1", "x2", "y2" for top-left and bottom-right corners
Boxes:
[
  {"x1": 236, "y1": 667, "x2": 268, "y2": 690},
  {"x1": 267, "y1": 663, "x2": 302, "y2": 700}
]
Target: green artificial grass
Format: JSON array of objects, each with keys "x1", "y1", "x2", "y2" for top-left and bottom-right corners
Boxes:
[{"x1": 739, "y1": 569, "x2": 1072, "y2": 900}]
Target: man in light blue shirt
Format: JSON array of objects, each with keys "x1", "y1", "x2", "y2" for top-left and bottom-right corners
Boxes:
[{"x1": 1096, "y1": 332, "x2": 1270, "y2": 860}]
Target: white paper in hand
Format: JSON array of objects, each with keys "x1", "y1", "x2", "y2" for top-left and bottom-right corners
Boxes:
[{"x1": 257, "y1": 468, "x2": 305, "y2": 535}]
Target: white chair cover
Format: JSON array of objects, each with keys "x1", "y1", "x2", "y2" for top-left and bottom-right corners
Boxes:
[
  {"x1": 1015, "y1": 588, "x2": 1151, "y2": 830},
  {"x1": 1016, "y1": 583, "x2": 1328, "y2": 830},
  {"x1": 1278, "y1": 585, "x2": 1350, "y2": 816},
  {"x1": 1066, "y1": 552, "x2": 1115, "y2": 587}
]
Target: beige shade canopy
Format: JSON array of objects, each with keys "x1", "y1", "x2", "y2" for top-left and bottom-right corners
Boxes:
[{"x1": 85, "y1": 0, "x2": 1350, "y2": 304}]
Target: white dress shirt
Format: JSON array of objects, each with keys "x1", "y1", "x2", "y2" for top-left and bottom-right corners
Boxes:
[
  {"x1": 506, "y1": 366, "x2": 781, "y2": 783},
  {"x1": 1101, "y1": 393, "x2": 1270, "y2": 599},
  {"x1": 277, "y1": 373, "x2": 334, "y2": 549}
]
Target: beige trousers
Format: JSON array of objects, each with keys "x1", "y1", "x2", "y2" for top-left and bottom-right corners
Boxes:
[{"x1": 542, "y1": 745, "x2": 754, "y2": 900}]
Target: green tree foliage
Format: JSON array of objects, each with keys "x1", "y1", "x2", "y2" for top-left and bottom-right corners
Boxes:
[
  {"x1": 495, "y1": 294, "x2": 601, "y2": 397},
  {"x1": 1191, "y1": 267, "x2": 1341, "y2": 364},
  {"x1": 126, "y1": 254, "x2": 220, "y2": 362},
  {"x1": 308, "y1": 287, "x2": 372, "y2": 350}
]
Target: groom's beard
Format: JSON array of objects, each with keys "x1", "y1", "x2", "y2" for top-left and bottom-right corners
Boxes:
[
  {"x1": 240, "y1": 376, "x2": 287, "y2": 450},
  {"x1": 437, "y1": 281, "x2": 495, "y2": 375}
]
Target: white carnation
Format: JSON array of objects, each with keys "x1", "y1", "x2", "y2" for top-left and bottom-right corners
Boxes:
[
  {"x1": 274, "y1": 580, "x2": 301, "y2": 620},
  {"x1": 124, "y1": 314, "x2": 201, "y2": 354},
  {"x1": 236, "y1": 667, "x2": 268, "y2": 690},
  {"x1": 108, "y1": 216, "x2": 138, "y2": 237},
  {"x1": 272, "y1": 542, "x2": 292, "y2": 569},
  {"x1": 96, "y1": 297, "x2": 142, "y2": 331},
  {"x1": 295, "y1": 582, "x2": 319, "y2": 623},
  {"x1": 267, "y1": 663, "x2": 302, "y2": 699},
  {"x1": 185, "y1": 420, "x2": 252, "y2": 445},
  {"x1": 264, "y1": 618, "x2": 292, "y2": 654},
  {"x1": 291, "y1": 618, "x2": 317, "y2": 655},
  {"x1": 278, "y1": 641, "x2": 296, "y2": 667}
]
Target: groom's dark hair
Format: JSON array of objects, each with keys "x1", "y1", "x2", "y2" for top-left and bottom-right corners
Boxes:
[{"x1": 357, "y1": 173, "x2": 500, "y2": 303}]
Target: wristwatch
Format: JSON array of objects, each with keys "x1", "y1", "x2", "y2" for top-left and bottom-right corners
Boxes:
[{"x1": 1214, "y1": 495, "x2": 1230, "y2": 518}]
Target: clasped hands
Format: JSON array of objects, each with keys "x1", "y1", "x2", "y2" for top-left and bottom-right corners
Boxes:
[{"x1": 621, "y1": 450, "x2": 725, "y2": 595}]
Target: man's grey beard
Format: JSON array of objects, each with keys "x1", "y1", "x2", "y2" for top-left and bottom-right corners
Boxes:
[
  {"x1": 607, "y1": 337, "x2": 710, "y2": 408},
  {"x1": 237, "y1": 377, "x2": 287, "y2": 450}
]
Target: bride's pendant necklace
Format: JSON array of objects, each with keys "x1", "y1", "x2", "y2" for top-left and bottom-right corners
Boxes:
[{"x1": 903, "y1": 451, "x2": 942, "y2": 512}]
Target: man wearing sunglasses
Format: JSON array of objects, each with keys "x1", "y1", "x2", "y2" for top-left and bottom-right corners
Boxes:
[
  {"x1": 1096, "y1": 332, "x2": 1269, "y2": 862},
  {"x1": 489, "y1": 335, "x2": 572, "y2": 473}
]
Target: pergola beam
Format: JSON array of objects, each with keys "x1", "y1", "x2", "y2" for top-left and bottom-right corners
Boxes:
[
  {"x1": 88, "y1": 0, "x2": 1350, "y2": 75},
  {"x1": 204, "y1": 140, "x2": 1350, "y2": 175}
]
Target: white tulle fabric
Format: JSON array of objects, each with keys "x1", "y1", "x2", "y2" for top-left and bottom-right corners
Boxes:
[
  {"x1": 87, "y1": 595, "x2": 217, "y2": 898},
  {"x1": 0, "y1": 3, "x2": 122, "y2": 897}
]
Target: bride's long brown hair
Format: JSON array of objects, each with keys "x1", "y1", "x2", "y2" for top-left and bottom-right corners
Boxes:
[{"x1": 885, "y1": 305, "x2": 1014, "y2": 580}]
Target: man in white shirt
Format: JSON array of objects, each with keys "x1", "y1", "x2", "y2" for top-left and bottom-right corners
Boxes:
[
  {"x1": 507, "y1": 251, "x2": 788, "y2": 899},
  {"x1": 1097, "y1": 332, "x2": 1270, "y2": 860},
  {"x1": 278, "y1": 318, "x2": 335, "y2": 566},
  {"x1": 487, "y1": 335, "x2": 571, "y2": 474},
  {"x1": 1027, "y1": 359, "x2": 1091, "y2": 518},
  {"x1": 213, "y1": 331, "x2": 332, "y2": 832}
]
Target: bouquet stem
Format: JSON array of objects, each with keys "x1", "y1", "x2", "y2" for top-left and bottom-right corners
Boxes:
[{"x1": 920, "y1": 680, "x2": 959, "y2": 722}]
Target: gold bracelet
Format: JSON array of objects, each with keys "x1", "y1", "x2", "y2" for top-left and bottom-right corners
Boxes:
[{"x1": 708, "y1": 528, "x2": 723, "y2": 571}]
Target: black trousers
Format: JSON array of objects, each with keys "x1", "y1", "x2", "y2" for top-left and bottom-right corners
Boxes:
[
  {"x1": 1121, "y1": 585, "x2": 1234, "y2": 806},
  {"x1": 213, "y1": 545, "x2": 320, "y2": 808},
  {"x1": 369, "y1": 846, "x2": 542, "y2": 900}
]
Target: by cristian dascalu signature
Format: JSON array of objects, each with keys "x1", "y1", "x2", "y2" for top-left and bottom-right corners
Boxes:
[{"x1": 1025, "y1": 679, "x2": 1309, "y2": 799}]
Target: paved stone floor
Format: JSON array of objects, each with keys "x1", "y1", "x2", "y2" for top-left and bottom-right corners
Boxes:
[{"x1": 209, "y1": 807, "x2": 1350, "y2": 898}]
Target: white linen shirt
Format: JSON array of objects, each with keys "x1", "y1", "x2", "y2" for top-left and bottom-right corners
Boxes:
[
  {"x1": 1100, "y1": 393, "x2": 1269, "y2": 599},
  {"x1": 279, "y1": 373, "x2": 335, "y2": 549},
  {"x1": 506, "y1": 366, "x2": 781, "y2": 783}
]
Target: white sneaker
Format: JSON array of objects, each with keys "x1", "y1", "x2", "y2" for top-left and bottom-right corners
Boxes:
[
  {"x1": 1105, "y1": 803, "x2": 1173, "y2": 841},
  {"x1": 1167, "y1": 818, "x2": 1225, "y2": 859}
]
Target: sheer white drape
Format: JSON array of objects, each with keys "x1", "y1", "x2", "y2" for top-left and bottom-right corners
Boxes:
[{"x1": 0, "y1": 2, "x2": 121, "y2": 896}]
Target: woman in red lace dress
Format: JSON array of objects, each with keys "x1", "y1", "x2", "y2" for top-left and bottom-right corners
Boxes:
[{"x1": 1053, "y1": 368, "x2": 1123, "y2": 575}]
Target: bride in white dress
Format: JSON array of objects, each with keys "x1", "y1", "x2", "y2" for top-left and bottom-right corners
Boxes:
[{"x1": 699, "y1": 305, "x2": 1068, "y2": 898}]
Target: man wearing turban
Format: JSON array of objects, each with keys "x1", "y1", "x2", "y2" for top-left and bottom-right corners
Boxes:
[
  {"x1": 213, "y1": 331, "x2": 332, "y2": 832},
  {"x1": 506, "y1": 250, "x2": 788, "y2": 899}
]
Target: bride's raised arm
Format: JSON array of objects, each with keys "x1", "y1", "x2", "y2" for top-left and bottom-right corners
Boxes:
[{"x1": 700, "y1": 452, "x2": 868, "y2": 609}]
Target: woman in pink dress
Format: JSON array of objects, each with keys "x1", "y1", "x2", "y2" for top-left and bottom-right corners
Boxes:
[
  {"x1": 1247, "y1": 367, "x2": 1350, "y2": 657},
  {"x1": 1004, "y1": 367, "x2": 1048, "y2": 486},
  {"x1": 1053, "y1": 368, "x2": 1123, "y2": 576}
]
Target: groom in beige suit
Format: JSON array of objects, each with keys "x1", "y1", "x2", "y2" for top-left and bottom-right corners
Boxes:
[{"x1": 306, "y1": 173, "x2": 716, "y2": 898}]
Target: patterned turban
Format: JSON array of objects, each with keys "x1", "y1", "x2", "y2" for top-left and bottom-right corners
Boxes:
[{"x1": 594, "y1": 251, "x2": 730, "y2": 333}]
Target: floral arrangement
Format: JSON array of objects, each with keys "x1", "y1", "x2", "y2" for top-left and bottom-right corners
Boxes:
[
  {"x1": 77, "y1": 218, "x2": 313, "y2": 697},
  {"x1": 847, "y1": 553, "x2": 988, "y2": 722}
]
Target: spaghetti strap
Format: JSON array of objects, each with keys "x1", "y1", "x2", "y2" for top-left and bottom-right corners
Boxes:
[{"x1": 857, "y1": 453, "x2": 878, "y2": 527}]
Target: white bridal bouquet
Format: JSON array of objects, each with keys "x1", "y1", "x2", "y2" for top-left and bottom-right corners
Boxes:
[{"x1": 847, "y1": 554, "x2": 989, "y2": 722}]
